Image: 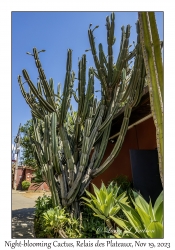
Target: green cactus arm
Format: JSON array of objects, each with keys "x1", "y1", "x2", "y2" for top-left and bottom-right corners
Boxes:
[
  {"x1": 91, "y1": 104, "x2": 132, "y2": 178},
  {"x1": 66, "y1": 105, "x2": 102, "y2": 201},
  {"x1": 39, "y1": 77, "x2": 56, "y2": 109},
  {"x1": 85, "y1": 105, "x2": 105, "y2": 157},
  {"x1": 128, "y1": 54, "x2": 143, "y2": 107},
  {"x1": 78, "y1": 124, "x2": 111, "y2": 197},
  {"x1": 130, "y1": 58, "x2": 146, "y2": 107},
  {"x1": 37, "y1": 79, "x2": 43, "y2": 95},
  {"x1": 96, "y1": 79, "x2": 124, "y2": 135},
  {"x1": 33, "y1": 48, "x2": 56, "y2": 109},
  {"x1": 81, "y1": 71, "x2": 94, "y2": 123},
  {"x1": 49, "y1": 78, "x2": 55, "y2": 97},
  {"x1": 59, "y1": 126, "x2": 75, "y2": 186},
  {"x1": 72, "y1": 90, "x2": 79, "y2": 103},
  {"x1": 59, "y1": 74, "x2": 70, "y2": 124},
  {"x1": 138, "y1": 12, "x2": 163, "y2": 185},
  {"x1": 147, "y1": 12, "x2": 163, "y2": 100},
  {"x1": 47, "y1": 164, "x2": 61, "y2": 207},
  {"x1": 18, "y1": 75, "x2": 45, "y2": 118},
  {"x1": 92, "y1": 123, "x2": 112, "y2": 171},
  {"x1": 90, "y1": 100, "x2": 101, "y2": 133},
  {"x1": 59, "y1": 174, "x2": 67, "y2": 206},
  {"x1": 72, "y1": 55, "x2": 87, "y2": 164},
  {"x1": 99, "y1": 43, "x2": 108, "y2": 76},
  {"x1": 22, "y1": 69, "x2": 55, "y2": 113},
  {"x1": 69, "y1": 105, "x2": 76, "y2": 125},
  {"x1": 106, "y1": 13, "x2": 115, "y2": 86},
  {"x1": 77, "y1": 55, "x2": 86, "y2": 116},
  {"x1": 78, "y1": 146, "x2": 100, "y2": 197},
  {"x1": 43, "y1": 115, "x2": 52, "y2": 164},
  {"x1": 92, "y1": 69, "x2": 100, "y2": 80},
  {"x1": 66, "y1": 71, "x2": 75, "y2": 113},
  {"x1": 121, "y1": 22, "x2": 144, "y2": 104},
  {"x1": 138, "y1": 12, "x2": 163, "y2": 112},
  {"x1": 67, "y1": 181, "x2": 82, "y2": 206},
  {"x1": 18, "y1": 75, "x2": 27, "y2": 98},
  {"x1": 57, "y1": 83, "x2": 61, "y2": 99},
  {"x1": 59, "y1": 49, "x2": 73, "y2": 125},
  {"x1": 119, "y1": 26, "x2": 126, "y2": 56},
  {"x1": 88, "y1": 28, "x2": 108, "y2": 95},
  {"x1": 32, "y1": 117, "x2": 43, "y2": 146},
  {"x1": 51, "y1": 112, "x2": 61, "y2": 174},
  {"x1": 31, "y1": 110, "x2": 44, "y2": 120},
  {"x1": 31, "y1": 143, "x2": 43, "y2": 168},
  {"x1": 112, "y1": 25, "x2": 130, "y2": 86},
  {"x1": 78, "y1": 143, "x2": 101, "y2": 197}
]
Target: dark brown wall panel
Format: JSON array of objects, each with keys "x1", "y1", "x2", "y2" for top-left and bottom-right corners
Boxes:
[{"x1": 136, "y1": 117, "x2": 157, "y2": 149}]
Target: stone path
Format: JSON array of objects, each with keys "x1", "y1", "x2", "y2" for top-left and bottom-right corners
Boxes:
[{"x1": 12, "y1": 190, "x2": 50, "y2": 238}]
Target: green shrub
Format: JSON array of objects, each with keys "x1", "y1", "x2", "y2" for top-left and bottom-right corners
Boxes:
[
  {"x1": 34, "y1": 194, "x2": 53, "y2": 238},
  {"x1": 21, "y1": 180, "x2": 31, "y2": 190},
  {"x1": 111, "y1": 175, "x2": 131, "y2": 195},
  {"x1": 34, "y1": 195, "x2": 82, "y2": 238},
  {"x1": 80, "y1": 205, "x2": 115, "y2": 238},
  {"x1": 41, "y1": 206, "x2": 82, "y2": 238}
]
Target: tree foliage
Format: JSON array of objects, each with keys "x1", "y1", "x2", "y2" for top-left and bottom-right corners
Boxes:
[{"x1": 20, "y1": 119, "x2": 37, "y2": 169}]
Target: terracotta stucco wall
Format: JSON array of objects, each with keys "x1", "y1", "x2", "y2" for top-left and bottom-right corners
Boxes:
[
  {"x1": 136, "y1": 117, "x2": 157, "y2": 150},
  {"x1": 15, "y1": 168, "x2": 25, "y2": 190},
  {"x1": 28, "y1": 182, "x2": 50, "y2": 192},
  {"x1": 25, "y1": 169, "x2": 34, "y2": 182},
  {"x1": 90, "y1": 117, "x2": 156, "y2": 191},
  {"x1": 14, "y1": 167, "x2": 35, "y2": 190}
]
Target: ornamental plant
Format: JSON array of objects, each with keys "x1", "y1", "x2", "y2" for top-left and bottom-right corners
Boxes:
[
  {"x1": 18, "y1": 13, "x2": 147, "y2": 217},
  {"x1": 21, "y1": 180, "x2": 31, "y2": 190},
  {"x1": 110, "y1": 190, "x2": 163, "y2": 238}
]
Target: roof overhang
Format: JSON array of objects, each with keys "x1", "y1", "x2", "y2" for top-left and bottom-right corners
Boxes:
[{"x1": 110, "y1": 86, "x2": 151, "y2": 138}]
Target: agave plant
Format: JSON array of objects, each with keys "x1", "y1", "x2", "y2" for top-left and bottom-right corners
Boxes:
[
  {"x1": 110, "y1": 190, "x2": 163, "y2": 238},
  {"x1": 81, "y1": 182, "x2": 128, "y2": 234}
]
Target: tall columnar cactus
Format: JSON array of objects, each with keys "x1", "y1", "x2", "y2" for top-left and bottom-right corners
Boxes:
[
  {"x1": 138, "y1": 12, "x2": 163, "y2": 186},
  {"x1": 18, "y1": 13, "x2": 146, "y2": 217}
]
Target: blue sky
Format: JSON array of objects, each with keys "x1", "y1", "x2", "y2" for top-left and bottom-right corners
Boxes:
[{"x1": 12, "y1": 11, "x2": 163, "y2": 145}]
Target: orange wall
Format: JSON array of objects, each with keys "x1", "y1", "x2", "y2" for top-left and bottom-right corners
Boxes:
[
  {"x1": 90, "y1": 117, "x2": 156, "y2": 191},
  {"x1": 25, "y1": 169, "x2": 34, "y2": 182},
  {"x1": 14, "y1": 167, "x2": 35, "y2": 190},
  {"x1": 28, "y1": 182, "x2": 50, "y2": 192},
  {"x1": 15, "y1": 168, "x2": 24, "y2": 190}
]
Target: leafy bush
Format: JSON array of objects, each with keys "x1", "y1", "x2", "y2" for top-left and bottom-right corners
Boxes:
[
  {"x1": 31, "y1": 169, "x2": 45, "y2": 183},
  {"x1": 111, "y1": 175, "x2": 131, "y2": 195},
  {"x1": 34, "y1": 194, "x2": 53, "y2": 238},
  {"x1": 34, "y1": 195, "x2": 82, "y2": 238},
  {"x1": 80, "y1": 205, "x2": 115, "y2": 238},
  {"x1": 34, "y1": 194, "x2": 53, "y2": 217},
  {"x1": 21, "y1": 180, "x2": 31, "y2": 190},
  {"x1": 41, "y1": 206, "x2": 82, "y2": 238}
]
